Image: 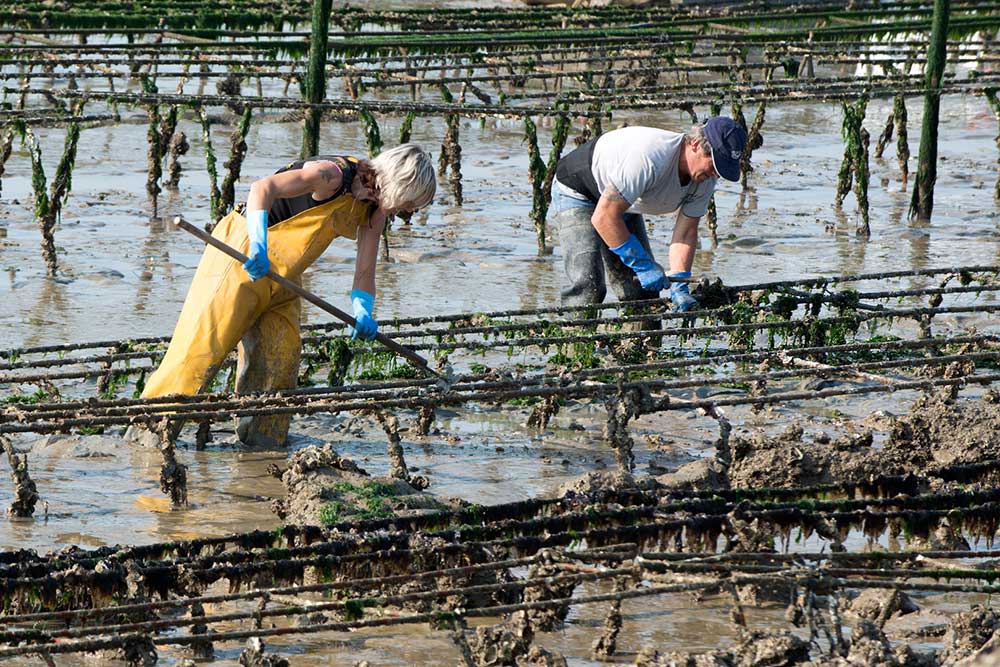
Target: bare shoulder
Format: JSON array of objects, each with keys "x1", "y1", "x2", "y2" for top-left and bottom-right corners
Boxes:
[{"x1": 300, "y1": 159, "x2": 343, "y2": 188}]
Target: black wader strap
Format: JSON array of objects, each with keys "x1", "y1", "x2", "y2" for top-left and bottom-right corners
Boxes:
[
  {"x1": 555, "y1": 139, "x2": 601, "y2": 203},
  {"x1": 267, "y1": 155, "x2": 360, "y2": 225}
]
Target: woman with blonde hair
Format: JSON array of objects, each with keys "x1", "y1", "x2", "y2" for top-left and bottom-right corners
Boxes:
[{"x1": 130, "y1": 143, "x2": 436, "y2": 447}]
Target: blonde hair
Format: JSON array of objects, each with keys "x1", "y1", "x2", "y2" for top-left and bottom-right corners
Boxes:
[{"x1": 370, "y1": 143, "x2": 436, "y2": 211}]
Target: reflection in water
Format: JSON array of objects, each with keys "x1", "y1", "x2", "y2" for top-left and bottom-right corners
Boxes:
[
  {"x1": 729, "y1": 186, "x2": 758, "y2": 229},
  {"x1": 520, "y1": 251, "x2": 554, "y2": 312},
  {"x1": 901, "y1": 197, "x2": 931, "y2": 272},
  {"x1": 133, "y1": 210, "x2": 175, "y2": 315},
  {"x1": 831, "y1": 205, "x2": 868, "y2": 276},
  {"x1": 24, "y1": 277, "x2": 72, "y2": 349}
]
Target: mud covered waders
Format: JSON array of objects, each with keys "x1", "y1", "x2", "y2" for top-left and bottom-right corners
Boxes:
[
  {"x1": 553, "y1": 138, "x2": 662, "y2": 310},
  {"x1": 141, "y1": 189, "x2": 373, "y2": 447}
]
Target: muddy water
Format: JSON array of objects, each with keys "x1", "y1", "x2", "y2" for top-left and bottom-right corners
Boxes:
[{"x1": 2, "y1": 12, "x2": 1000, "y2": 662}]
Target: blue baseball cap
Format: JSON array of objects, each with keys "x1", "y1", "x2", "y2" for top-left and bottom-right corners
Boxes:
[{"x1": 704, "y1": 116, "x2": 748, "y2": 182}]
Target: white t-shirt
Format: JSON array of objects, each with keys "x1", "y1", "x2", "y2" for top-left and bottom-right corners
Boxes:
[{"x1": 558, "y1": 126, "x2": 716, "y2": 218}]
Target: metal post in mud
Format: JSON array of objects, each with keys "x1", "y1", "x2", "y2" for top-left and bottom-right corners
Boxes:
[
  {"x1": 908, "y1": 0, "x2": 950, "y2": 222},
  {"x1": 301, "y1": 0, "x2": 332, "y2": 159},
  {"x1": 985, "y1": 89, "x2": 1000, "y2": 200}
]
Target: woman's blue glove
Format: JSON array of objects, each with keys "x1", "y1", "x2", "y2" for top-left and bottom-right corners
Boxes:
[
  {"x1": 350, "y1": 289, "x2": 378, "y2": 341},
  {"x1": 668, "y1": 271, "x2": 700, "y2": 312},
  {"x1": 609, "y1": 234, "x2": 669, "y2": 292},
  {"x1": 242, "y1": 209, "x2": 269, "y2": 280}
]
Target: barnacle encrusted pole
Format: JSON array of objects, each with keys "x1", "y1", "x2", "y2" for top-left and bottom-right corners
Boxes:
[
  {"x1": 545, "y1": 110, "x2": 570, "y2": 234},
  {"x1": 219, "y1": 105, "x2": 253, "y2": 216},
  {"x1": 728, "y1": 55, "x2": 748, "y2": 136},
  {"x1": 893, "y1": 94, "x2": 909, "y2": 186},
  {"x1": 592, "y1": 577, "x2": 629, "y2": 660},
  {"x1": 1, "y1": 435, "x2": 39, "y2": 518},
  {"x1": 142, "y1": 78, "x2": 163, "y2": 219},
  {"x1": 165, "y1": 130, "x2": 189, "y2": 189},
  {"x1": 603, "y1": 385, "x2": 653, "y2": 473},
  {"x1": 301, "y1": 0, "x2": 333, "y2": 158},
  {"x1": 158, "y1": 104, "x2": 179, "y2": 161},
  {"x1": 739, "y1": 59, "x2": 772, "y2": 190},
  {"x1": 835, "y1": 100, "x2": 859, "y2": 207},
  {"x1": 909, "y1": 0, "x2": 950, "y2": 221},
  {"x1": 706, "y1": 197, "x2": 719, "y2": 246},
  {"x1": 398, "y1": 111, "x2": 415, "y2": 146},
  {"x1": 525, "y1": 108, "x2": 569, "y2": 255},
  {"x1": 524, "y1": 116, "x2": 547, "y2": 254},
  {"x1": 705, "y1": 103, "x2": 723, "y2": 244},
  {"x1": 740, "y1": 100, "x2": 766, "y2": 190},
  {"x1": 396, "y1": 112, "x2": 416, "y2": 224},
  {"x1": 0, "y1": 123, "x2": 14, "y2": 199},
  {"x1": 156, "y1": 418, "x2": 188, "y2": 508},
  {"x1": 358, "y1": 109, "x2": 389, "y2": 258},
  {"x1": 372, "y1": 410, "x2": 409, "y2": 481},
  {"x1": 24, "y1": 105, "x2": 83, "y2": 277},
  {"x1": 196, "y1": 105, "x2": 223, "y2": 222},
  {"x1": 437, "y1": 85, "x2": 463, "y2": 206},
  {"x1": 875, "y1": 103, "x2": 896, "y2": 161},
  {"x1": 855, "y1": 128, "x2": 871, "y2": 237},
  {"x1": 834, "y1": 95, "x2": 870, "y2": 235},
  {"x1": 986, "y1": 89, "x2": 1000, "y2": 201},
  {"x1": 152, "y1": 101, "x2": 185, "y2": 190},
  {"x1": 871, "y1": 64, "x2": 909, "y2": 187},
  {"x1": 359, "y1": 108, "x2": 382, "y2": 158}
]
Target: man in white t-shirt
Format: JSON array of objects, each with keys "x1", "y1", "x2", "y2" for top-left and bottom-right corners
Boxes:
[{"x1": 553, "y1": 117, "x2": 747, "y2": 311}]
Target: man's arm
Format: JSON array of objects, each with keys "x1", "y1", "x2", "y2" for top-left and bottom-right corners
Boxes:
[
  {"x1": 594, "y1": 185, "x2": 669, "y2": 293},
  {"x1": 668, "y1": 212, "x2": 700, "y2": 274},
  {"x1": 665, "y1": 212, "x2": 702, "y2": 312},
  {"x1": 590, "y1": 185, "x2": 632, "y2": 248},
  {"x1": 246, "y1": 159, "x2": 343, "y2": 213}
]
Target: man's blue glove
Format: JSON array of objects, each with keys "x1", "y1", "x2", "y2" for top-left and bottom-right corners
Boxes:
[
  {"x1": 350, "y1": 289, "x2": 378, "y2": 341},
  {"x1": 609, "y1": 234, "x2": 669, "y2": 292},
  {"x1": 668, "y1": 271, "x2": 700, "y2": 312},
  {"x1": 242, "y1": 209, "x2": 269, "y2": 280}
]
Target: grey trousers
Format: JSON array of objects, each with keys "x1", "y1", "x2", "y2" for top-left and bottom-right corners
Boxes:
[{"x1": 557, "y1": 205, "x2": 661, "y2": 306}]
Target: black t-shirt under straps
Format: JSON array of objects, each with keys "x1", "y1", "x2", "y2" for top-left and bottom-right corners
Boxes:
[{"x1": 266, "y1": 155, "x2": 359, "y2": 226}]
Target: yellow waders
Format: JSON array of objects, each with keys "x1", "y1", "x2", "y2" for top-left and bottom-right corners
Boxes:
[{"x1": 142, "y1": 194, "x2": 372, "y2": 446}]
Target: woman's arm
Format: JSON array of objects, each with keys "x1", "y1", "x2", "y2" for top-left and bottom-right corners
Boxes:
[
  {"x1": 241, "y1": 159, "x2": 344, "y2": 280},
  {"x1": 246, "y1": 159, "x2": 343, "y2": 213},
  {"x1": 352, "y1": 208, "x2": 387, "y2": 294},
  {"x1": 347, "y1": 208, "x2": 388, "y2": 341}
]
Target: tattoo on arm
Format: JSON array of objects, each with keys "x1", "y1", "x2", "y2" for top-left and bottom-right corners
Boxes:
[
  {"x1": 317, "y1": 166, "x2": 338, "y2": 184},
  {"x1": 603, "y1": 185, "x2": 627, "y2": 205}
]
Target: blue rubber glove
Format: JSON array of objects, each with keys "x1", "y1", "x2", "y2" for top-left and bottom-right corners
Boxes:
[
  {"x1": 668, "y1": 271, "x2": 700, "y2": 312},
  {"x1": 609, "y1": 234, "x2": 669, "y2": 292},
  {"x1": 242, "y1": 209, "x2": 269, "y2": 280},
  {"x1": 350, "y1": 289, "x2": 378, "y2": 341}
]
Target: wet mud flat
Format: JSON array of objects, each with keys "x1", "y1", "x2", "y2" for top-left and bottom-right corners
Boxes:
[
  {"x1": 3, "y1": 259, "x2": 1000, "y2": 667},
  {"x1": 5, "y1": 354, "x2": 1000, "y2": 666},
  {"x1": 4, "y1": 4, "x2": 1000, "y2": 662},
  {"x1": 1, "y1": 427, "x2": 999, "y2": 667}
]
